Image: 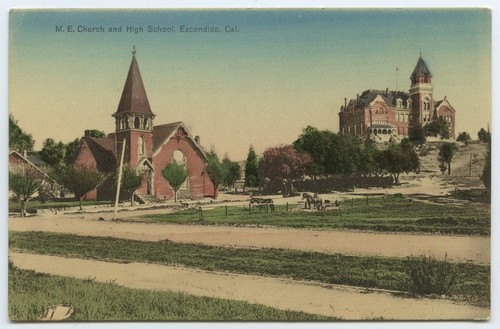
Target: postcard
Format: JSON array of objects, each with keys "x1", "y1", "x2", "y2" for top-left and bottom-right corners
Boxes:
[{"x1": 7, "y1": 8, "x2": 491, "y2": 321}]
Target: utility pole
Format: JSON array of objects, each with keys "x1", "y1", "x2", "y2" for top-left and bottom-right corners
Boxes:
[
  {"x1": 113, "y1": 139, "x2": 126, "y2": 220},
  {"x1": 469, "y1": 153, "x2": 472, "y2": 177}
]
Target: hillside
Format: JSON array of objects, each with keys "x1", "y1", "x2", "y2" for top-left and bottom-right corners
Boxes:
[{"x1": 393, "y1": 141, "x2": 489, "y2": 197}]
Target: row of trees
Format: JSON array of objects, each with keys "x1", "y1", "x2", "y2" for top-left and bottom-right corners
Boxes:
[
  {"x1": 252, "y1": 126, "x2": 420, "y2": 186},
  {"x1": 245, "y1": 123, "x2": 489, "y2": 190}
]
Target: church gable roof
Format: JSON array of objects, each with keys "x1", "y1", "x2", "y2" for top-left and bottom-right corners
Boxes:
[
  {"x1": 152, "y1": 122, "x2": 183, "y2": 152},
  {"x1": 410, "y1": 56, "x2": 432, "y2": 79},
  {"x1": 114, "y1": 52, "x2": 154, "y2": 117},
  {"x1": 81, "y1": 137, "x2": 117, "y2": 172},
  {"x1": 152, "y1": 121, "x2": 207, "y2": 160}
]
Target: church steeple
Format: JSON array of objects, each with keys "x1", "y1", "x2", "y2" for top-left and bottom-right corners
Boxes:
[
  {"x1": 114, "y1": 46, "x2": 154, "y2": 118},
  {"x1": 113, "y1": 47, "x2": 155, "y2": 168}
]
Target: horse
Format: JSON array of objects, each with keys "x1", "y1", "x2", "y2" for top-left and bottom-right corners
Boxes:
[
  {"x1": 302, "y1": 192, "x2": 323, "y2": 210},
  {"x1": 249, "y1": 194, "x2": 275, "y2": 212}
]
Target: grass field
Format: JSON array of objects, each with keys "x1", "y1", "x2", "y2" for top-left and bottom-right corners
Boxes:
[
  {"x1": 9, "y1": 264, "x2": 332, "y2": 321},
  {"x1": 141, "y1": 196, "x2": 490, "y2": 235},
  {"x1": 10, "y1": 231, "x2": 490, "y2": 306},
  {"x1": 9, "y1": 199, "x2": 112, "y2": 213}
]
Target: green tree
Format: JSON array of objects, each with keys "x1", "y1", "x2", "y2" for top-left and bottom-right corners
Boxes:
[
  {"x1": 206, "y1": 150, "x2": 226, "y2": 196},
  {"x1": 39, "y1": 138, "x2": 67, "y2": 168},
  {"x1": 293, "y1": 126, "x2": 328, "y2": 176},
  {"x1": 162, "y1": 162, "x2": 188, "y2": 202},
  {"x1": 477, "y1": 128, "x2": 490, "y2": 143},
  {"x1": 244, "y1": 146, "x2": 259, "y2": 188},
  {"x1": 293, "y1": 126, "x2": 359, "y2": 176},
  {"x1": 64, "y1": 138, "x2": 81, "y2": 166},
  {"x1": 380, "y1": 139, "x2": 420, "y2": 183},
  {"x1": 121, "y1": 169, "x2": 144, "y2": 205},
  {"x1": 438, "y1": 142, "x2": 457, "y2": 175},
  {"x1": 408, "y1": 125, "x2": 426, "y2": 146},
  {"x1": 357, "y1": 139, "x2": 381, "y2": 176},
  {"x1": 9, "y1": 168, "x2": 42, "y2": 217},
  {"x1": 425, "y1": 116, "x2": 450, "y2": 139},
  {"x1": 87, "y1": 129, "x2": 106, "y2": 138},
  {"x1": 456, "y1": 132, "x2": 472, "y2": 145},
  {"x1": 222, "y1": 155, "x2": 241, "y2": 191},
  {"x1": 53, "y1": 165, "x2": 105, "y2": 210},
  {"x1": 9, "y1": 114, "x2": 35, "y2": 154}
]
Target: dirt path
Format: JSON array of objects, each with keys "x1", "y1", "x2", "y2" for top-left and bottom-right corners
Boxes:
[
  {"x1": 9, "y1": 216, "x2": 490, "y2": 264},
  {"x1": 9, "y1": 252, "x2": 488, "y2": 320}
]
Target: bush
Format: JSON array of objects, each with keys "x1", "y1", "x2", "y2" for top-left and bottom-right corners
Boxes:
[
  {"x1": 406, "y1": 253, "x2": 458, "y2": 296},
  {"x1": 456, "y1": 132, "x2": 472, "y2": 145}
]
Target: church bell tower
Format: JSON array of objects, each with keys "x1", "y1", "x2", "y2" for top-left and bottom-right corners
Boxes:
[{"x1": 112, "y1": 47, "x2": 155, "y2": 168}]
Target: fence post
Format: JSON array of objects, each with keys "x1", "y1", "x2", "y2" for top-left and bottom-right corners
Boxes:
[
  {"x1": 225, "y1": 205, "x2": 228, "y2": 216},
  {"x1": 366, "y1": 196, "x2": 368, "y2": 205},
  {"x1": 286, "y1": 202, "x2": 289, "y2": 213},
  {"x1": 266, "y1": 203, "x2": 269, "y2": 214},
  {"x1": 199, "y1": 207, "x2": 204, "y2": 220}
]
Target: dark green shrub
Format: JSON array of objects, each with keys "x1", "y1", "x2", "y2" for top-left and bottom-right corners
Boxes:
[{"x1": 406, "y1": 253, "x2": 458, "y2": 296}]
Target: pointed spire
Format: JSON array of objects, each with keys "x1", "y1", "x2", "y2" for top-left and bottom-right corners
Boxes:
[
  {"x1": 410, "y1": 55, "x2": 432, "y2": 80},
  {"x1": 114, "y1": 48, "x2": 154, "y2": 116}
]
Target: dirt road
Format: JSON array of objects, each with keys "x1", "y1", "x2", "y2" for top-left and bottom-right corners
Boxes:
[
  {"x1": 9, "y1": 216, "x2": 490, "y2": 264},
  {"x1": 9, "y1": 252, "x2": 489, "y2": 320}
]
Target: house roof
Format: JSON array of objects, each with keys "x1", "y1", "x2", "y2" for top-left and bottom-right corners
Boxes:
[
  {"x1": 25, "y1": 154, "x2": 49, "y2": 168},
  {"x1": 410, "y1": 56, "x2": 432, "y2": 79},
  {"x1": 9, "y1": 150, "x2": 56, "y2": 183},
  {"x1": 113, "y1": 53, "x2": 154, "y2": 117},
  {"x1": 348, "y1": 90, "x2": 410, "y2": 109},
  {"x1": 81, "y1": 137, "x2": 117, "y2": 172}
]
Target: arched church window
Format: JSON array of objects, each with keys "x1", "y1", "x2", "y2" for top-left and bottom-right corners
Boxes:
[
  {"x1": 172, "y1": 150, "x2": 188, "y2": 184},
  {"x1": 138, "y1": 136, "x2": 145, "y2": 156},
  {"x1": 144, "y1": 118, "x2": 150, "y2": 130},
  {"x1": 134, "y1": 117, "x2": 141, "y2": 129},
  {"x1": 173, "y1": 150, "x2": 185, "y2": 164}
]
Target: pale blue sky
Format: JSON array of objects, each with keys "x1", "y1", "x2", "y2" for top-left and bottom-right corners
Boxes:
[{"x1": 9, "y1": 9, "x2": 491, "y2": 160}]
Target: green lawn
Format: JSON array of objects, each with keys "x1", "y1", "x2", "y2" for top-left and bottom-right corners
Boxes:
[
  {"x1": 10, "y1": 231, "x2": 490, "y2": 307},
  {"x1": 9, "y1": 199, "x2": 112, "y2": 213},
  {"x1": 9, "y1": 264, "x2": 332, "y2": 321},
  {"x1": 140, "y1": 196, "x2": 490, "y2": 235}
]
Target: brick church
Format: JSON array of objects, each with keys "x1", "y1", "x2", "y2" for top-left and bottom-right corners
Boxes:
[
  {"x1": 338, "y1": 55, "x2": 456, "y2": 142},
  {"x1": 74, "y1": 49, "x2": 216, "y2": 201}
]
